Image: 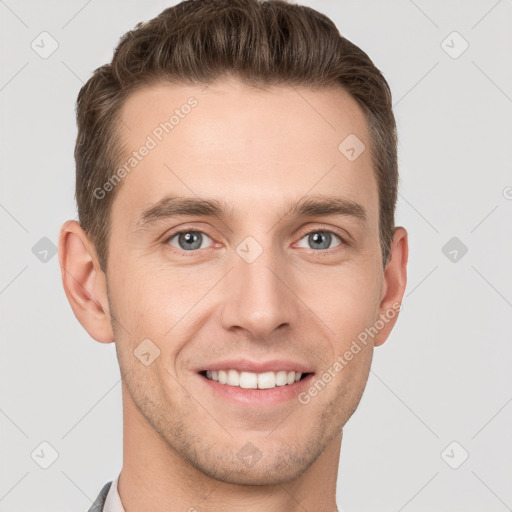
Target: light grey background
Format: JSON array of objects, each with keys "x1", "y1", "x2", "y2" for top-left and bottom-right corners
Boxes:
[{"x1": 1, "y1": 1, "x2": 511, "y2": 511}]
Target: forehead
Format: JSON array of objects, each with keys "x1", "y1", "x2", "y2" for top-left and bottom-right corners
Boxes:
[{"x1": 111, "y1": 79, "x2": 378, "y2": 229}]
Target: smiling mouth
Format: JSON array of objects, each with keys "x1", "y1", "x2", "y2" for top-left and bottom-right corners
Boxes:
[{"x1": 199, "y1": 369, "x2": 313, "y2": 390}]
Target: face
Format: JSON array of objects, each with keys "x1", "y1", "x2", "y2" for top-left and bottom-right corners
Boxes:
[{"x1": 65, "y1": 78, "x2": 407, "y2": 486}]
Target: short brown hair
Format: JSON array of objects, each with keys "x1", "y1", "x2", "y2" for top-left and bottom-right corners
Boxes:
[{"x1": 75, "y1": 0, "x2": 398, "y2": 272}]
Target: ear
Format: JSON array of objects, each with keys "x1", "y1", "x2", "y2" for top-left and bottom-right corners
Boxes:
[
  {"x1": 373, "y1": 227, "x2": 408, "y2": 347},
  {"x1": 58, "y1": 220, "x2": 114, "y2": 343}
]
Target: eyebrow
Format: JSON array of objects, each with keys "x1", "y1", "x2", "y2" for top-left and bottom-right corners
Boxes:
[{"x1": 136, "y1": 193, "x2": 367, "y2": 230}]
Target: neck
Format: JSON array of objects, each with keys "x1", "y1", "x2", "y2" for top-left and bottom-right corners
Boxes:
[{"x1": 118, "y1": 386, "x2": 342, "y2": 512}]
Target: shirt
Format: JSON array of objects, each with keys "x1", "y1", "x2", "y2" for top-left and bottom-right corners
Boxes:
[{"x1": 103, "y1": 473, "x2": 125, "y2": 512}]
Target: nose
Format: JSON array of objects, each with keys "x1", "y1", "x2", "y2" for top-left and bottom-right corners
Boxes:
[{"x1": 219, "y1": 241, "x2": 298, "y2": 340}]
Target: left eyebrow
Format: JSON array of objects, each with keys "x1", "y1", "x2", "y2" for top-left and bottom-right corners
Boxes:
[
  {"x1": 284, "y1": 194, "x2": 367, "y2": 224},
  {"x1": 135, "y1": 193, "x2": 367, "y2": 231}
]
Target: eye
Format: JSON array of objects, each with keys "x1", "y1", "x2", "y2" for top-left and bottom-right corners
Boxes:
[
  {"x1": 296, "y1": 230, "x2": 343, "y2": 251},
  {"x1": 166, "y1": 230, "x2": 213, "y2": 251}
]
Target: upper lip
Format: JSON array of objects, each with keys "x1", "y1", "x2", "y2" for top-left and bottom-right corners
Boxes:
[{"x1": 196, "y1": 359, "x2": 314, "y2": 374}]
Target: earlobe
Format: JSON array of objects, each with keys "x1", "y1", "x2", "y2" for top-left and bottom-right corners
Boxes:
[
  {"x1": 373, "y1": 227, "x2": 408, "y2": 347},
  {"x1": 58, "y1": 220, "x2": 114, "y2": 344}
]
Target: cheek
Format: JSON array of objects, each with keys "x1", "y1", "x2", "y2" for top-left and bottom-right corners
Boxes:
[
  {"x1": 303, "y1": 265, "x2": 382, "y2": 343},
  {"x1": 109, "y1": 261, "x2": 180, "y2": 331},
  {"x1": 108, "y1": 262, "x2": 210, "y2": 375}
]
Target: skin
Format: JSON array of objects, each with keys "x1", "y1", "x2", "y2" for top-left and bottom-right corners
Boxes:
[{"x1": 59, "y1": 78, "x2": 408, "y2": 512}]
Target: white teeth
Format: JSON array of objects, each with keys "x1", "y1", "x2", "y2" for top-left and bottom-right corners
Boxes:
[
  {"x1": 275, "y1": 371, "x2": 288, "y2": 386},
  {"x1": 258, "y1": 371, "x2": 275, "y2": 389},
  {"x1": 204, "y1": 369, "x2": 304, "y2": 389},
  {"x1": 239, "y1": 371, "x2": 258, "y2": 389},
  {"x1": 227, "y1": 369, "x2": 239, "y2": 386}
]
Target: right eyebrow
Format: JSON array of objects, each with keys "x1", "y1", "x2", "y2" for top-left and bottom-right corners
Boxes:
[{"x1": 136, "y1": 194, "x2": 232, "y2": 230}]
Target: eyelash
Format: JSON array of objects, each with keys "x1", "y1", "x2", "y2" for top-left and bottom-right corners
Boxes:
[{"x1": 163, "y1": 227, "x2": 349, "y2": 257}]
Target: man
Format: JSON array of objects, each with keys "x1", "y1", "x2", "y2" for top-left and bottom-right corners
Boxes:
[{"x1": 58, "y1": 0, "x2": 408, "y2": 510}]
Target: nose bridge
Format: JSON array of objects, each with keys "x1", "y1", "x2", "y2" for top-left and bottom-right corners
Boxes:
[{"x1": 220, "y1": 236, "x2": 296, "y2": 337}]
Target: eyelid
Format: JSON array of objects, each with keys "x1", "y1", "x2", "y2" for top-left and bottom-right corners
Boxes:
[{"x1": 163, "y1": 223, "x2": 215, "y2": 241}]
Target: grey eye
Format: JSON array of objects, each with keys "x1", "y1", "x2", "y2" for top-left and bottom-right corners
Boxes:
[
  {"x1": 168, "y1": 231, "x2": 212, "y2": 251},
  {"x1": 296, "y1": 231, "x2": 342, "y2": 250}
]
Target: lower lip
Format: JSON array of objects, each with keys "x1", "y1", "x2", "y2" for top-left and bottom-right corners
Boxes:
[{"x1": 198, "y1": 373, "x2": 315, "y2": 406}]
